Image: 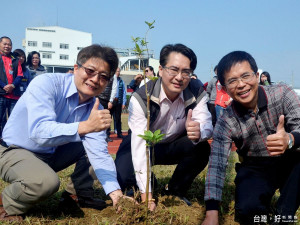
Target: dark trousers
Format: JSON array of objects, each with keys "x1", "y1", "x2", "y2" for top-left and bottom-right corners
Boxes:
[
  {"x1": 0, "y1": 96, "x2": 17, "y2": 137},
  {"x1": 99, "y1": 98, "x2": 112, "y2": 137},
  {"x1": 115, "y1": 133, "x2": 210, "y2": 196},
  {"x1": 207, "y1": 102, "x2": 216, "y2": 127},
  {"x1": 112, "y1": 99, "x2": 122, "y2": 135},
  {"x1": 234, "y1": 150, "x2": 300, "y2": 223}
]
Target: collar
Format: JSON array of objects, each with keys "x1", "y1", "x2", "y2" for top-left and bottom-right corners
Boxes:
[
  {"x1": 1, "y1": 52, "x2": 14, "y2": 59},
  {"x1": 159, "y1": 83, "x2": 184, "y2": 103},
  {"x1": 29, "y1": 65, "x2": 44, "y2": 71},
  {"x1": 232, "y1": 85, "x2": 268, "y2": 117},
  {"x1": 66, "y1": 75, "x2": 78, "y2": 98}
]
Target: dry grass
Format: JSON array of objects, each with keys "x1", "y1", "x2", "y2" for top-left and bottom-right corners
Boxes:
[{"x1": 0, "y1": 151, "x2": 299, "y2": 224}]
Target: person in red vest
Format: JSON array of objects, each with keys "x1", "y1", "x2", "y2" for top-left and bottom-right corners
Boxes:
[
  {"x1": 0, "y1": 36, "x2": 23, "y2": 137},
  {"x1": 214, "y1": 79, "x2": 231, "y2": 118}
]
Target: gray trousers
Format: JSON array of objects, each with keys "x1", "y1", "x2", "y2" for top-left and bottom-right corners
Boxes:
[{"x1": 0, "y1": 142, "x2": 96, "y2": 215}]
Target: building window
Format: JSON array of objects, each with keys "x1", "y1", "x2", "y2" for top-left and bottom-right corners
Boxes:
[
  {"x1": 42, "y1": 42, "x2": 52, "y2": 48},
  {"x1": 38, "y1": 29, "x2": 55, "y2": 32},
  {"x1": 42, "y1": 53, "x2": 52, "y2": 59},
  {"x1": 28, "y1": 41, "x2": 37, "y2": 47},
  {"x1": 60, "y1": 43, "x2": 69, "y2": 49},
  {"x1": 60, "y1": 54, "x2": 69, "y2": 60},
  {"x1": 77, "y1": 47, "x2": 83, "y2": 50}
]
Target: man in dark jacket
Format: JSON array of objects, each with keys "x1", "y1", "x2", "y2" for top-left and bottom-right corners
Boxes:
[
  {"x1": 98, "y1": 73, "x2": 117, "y2": 142},
  {"x1": 0, "y1": 36, "x2": 23, "y2": 137},
  {"x1": 115, "y1": 43, "x2": 213, "y2": 211}
]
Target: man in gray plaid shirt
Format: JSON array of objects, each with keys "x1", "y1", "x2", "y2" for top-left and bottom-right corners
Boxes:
[{"x1": 202, "y1": 51, "x2": 300, "y2": 224}]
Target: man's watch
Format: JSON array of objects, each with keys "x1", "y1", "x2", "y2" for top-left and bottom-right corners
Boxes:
[{"x1": 287, "y1": 133, "x2": 293, "y2": 149}]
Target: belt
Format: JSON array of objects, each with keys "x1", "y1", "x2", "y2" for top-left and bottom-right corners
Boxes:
[{"x1": 0, "y1": 141, "x2": 8, "y2": 148}]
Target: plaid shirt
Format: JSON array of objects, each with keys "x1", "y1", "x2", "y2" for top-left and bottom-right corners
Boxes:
[{"x1": 205, "y1": 84, "x2": 300, "y2": 205}]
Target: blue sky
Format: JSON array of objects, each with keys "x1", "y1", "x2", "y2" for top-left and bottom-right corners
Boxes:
[{"x1": 2, "y1": 0, "x2": 300, "y2": 87}]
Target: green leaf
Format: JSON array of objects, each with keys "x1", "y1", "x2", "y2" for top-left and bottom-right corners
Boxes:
[
  {"x1": 140, "y1": 39, "x2": 148, "y2": 46},
  {"x1": 132, "y1": 37, "x2": 142, "y2": 44},
  {"x1": 153, "y1": 129, "x2": 161, "y2": 136},
  {"x1": 144, "y1": 130, "x2": 153, "y2": 138},
  {"x1": 145, "y1": 20, "x2": 156, "y2": 29}
]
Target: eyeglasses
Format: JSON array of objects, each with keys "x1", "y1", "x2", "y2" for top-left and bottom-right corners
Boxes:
[
  {"x1": 145, "y1": 70, "x2": 149, "y2": 72},
  {"x1": 163, "y1": 66, "x2": 193, "y2": 79},
  {"x1": 77, "y1": 63, "x2": 110, "y2": 82},
  {"x1": 225, "y1": 72, "x2": 256, "y2": 89}
]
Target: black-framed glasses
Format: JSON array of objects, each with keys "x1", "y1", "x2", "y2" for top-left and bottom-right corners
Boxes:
[
  {"x1": 225, "y1": 72, "x2": 256, "y2": 89},
  {"x1": 163, "y1": 66, "x2": 193, "y2": 79},
  {"x1": 77, "y1": 63, "x2": 110, "y2": 82}
]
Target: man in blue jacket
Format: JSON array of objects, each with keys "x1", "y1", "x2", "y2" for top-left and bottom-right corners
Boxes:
[{"x1": 0, "y1": 44, "x2": 126, "y2": 222}]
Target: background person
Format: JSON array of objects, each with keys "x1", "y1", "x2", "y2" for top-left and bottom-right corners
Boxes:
[
  {"x1": 259, "y1": 71, "x2": 271, "y2": 86},
  {"x1": 98, "y1": 72, "x2": 117, "y2": 142},
  {"x1": 111, "y1": 68, "x2": 126, "y2": 138},
  {"x1": 26, "y1": 51, "x2": 46, "y2": 79},
  {"x1": 139, "y1": 66, "x2": 155, "y2": 88},
  {"x1": 206, "y1": 66, "x2": 218, "y2": 126},
  {"x1": 0, "y1": 36, "x2": 23, "y2": 138},
  {"x1": 13, "y1": 49, "x2": 31, "y2": 95},
  {"x1": 129, "y1": 73, "x2": 143, "y2": 92},
  {"x1": 214, "y1": 79, "x2": 231, "y2": 118}
]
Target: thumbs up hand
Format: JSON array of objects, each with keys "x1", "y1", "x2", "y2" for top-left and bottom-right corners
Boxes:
[
  {"x1": 78, "y1": 98, "x2": 112, "y2": 136},
  {"x1": 266, "y1": 115, "x2": 289, "y2": 156},
  {"x1": 186, "y1": 109, "x2": 201, "y2": 141}
]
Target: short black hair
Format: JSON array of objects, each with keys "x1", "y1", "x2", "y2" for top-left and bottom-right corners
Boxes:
[
  {"x1": 0, "y1": 36, "x2": 12, "y2": 44},
  {"x1": 217, "y1": 51, "x2": 258, "y2": 86},
  {"x1": 27, "y1": 51, "x2": 41, "y2": 67},
  {"x1": 159, "y1": 43, "x2": 197, "y2": 71},
  {"x1": 77, "y1": 44, "x2": 119, "y2": 77}
]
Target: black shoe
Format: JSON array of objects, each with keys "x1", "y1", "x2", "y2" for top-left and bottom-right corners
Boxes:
[
  {"x1": 106, "y1": 137, "x2": 113, "y2": 142},
  {"x1": 60, "y1": 191, "x2": 106, "y2": 210},
  {"x1": 117, "y1": 134, "x2": 124, "y2": 139},
  {"x1": 178, "y1": 196, "x2": 191, "y2": 206}
]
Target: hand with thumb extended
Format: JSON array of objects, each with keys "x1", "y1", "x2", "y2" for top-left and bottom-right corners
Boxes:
[
  {"x1": 276, "y1": 114, "x2": 285, "y2": 132},
  {"x1": 266, "y1": 115, "x2": 289, "y2": 156},
  {"x1": 186, "y1": 109, "x2": 201, "y2": 141},
  {"x1": 78, "y1": 98, "x2": 112, "y2": 136}
]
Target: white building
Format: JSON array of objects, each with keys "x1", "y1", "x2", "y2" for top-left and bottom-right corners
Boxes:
[{"x1": 23, "y1": 26, "x2": 92, "y2": 73}]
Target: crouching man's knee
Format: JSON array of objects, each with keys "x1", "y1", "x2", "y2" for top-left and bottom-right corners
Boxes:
[
  {"x1": 22, "y1": 172, "x2": 60, "y2": 203},
  {"x1": 40, "y1": 173, "x2": 60, "y2": 198}
]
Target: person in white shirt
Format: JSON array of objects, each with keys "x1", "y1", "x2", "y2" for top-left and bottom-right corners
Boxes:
[
  {"x1": 139, "y1": 66, "x2": 155, "y2": 88},
  {"x1": 115, "y1": 43, "x2": 213, "y2": 211}
]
